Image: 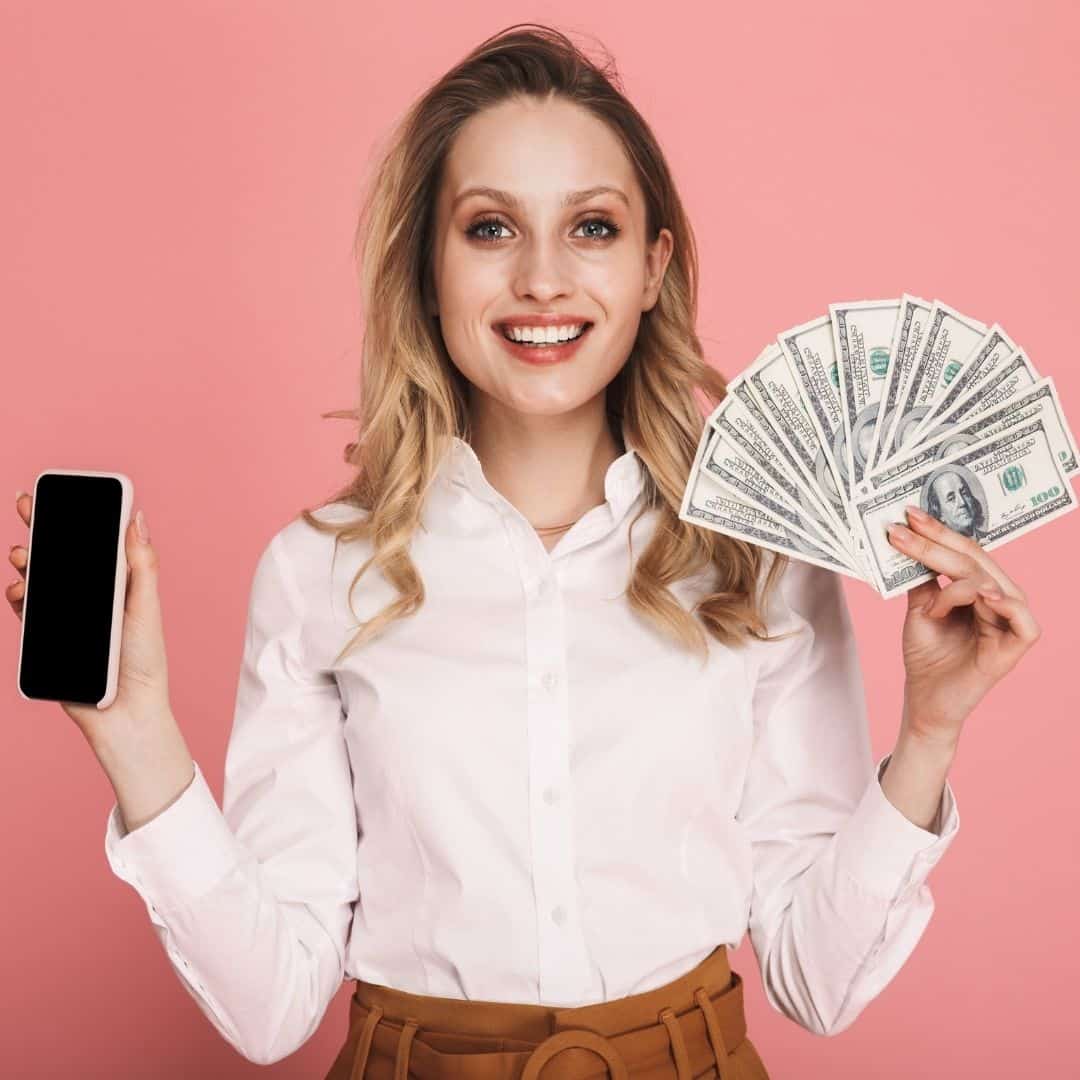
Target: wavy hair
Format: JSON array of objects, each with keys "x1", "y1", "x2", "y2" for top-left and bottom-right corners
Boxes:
[{"x1": 300, "y1": 22, "x2": 790, "y2": 667}]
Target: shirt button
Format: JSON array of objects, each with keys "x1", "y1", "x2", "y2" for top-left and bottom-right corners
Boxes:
[
  {"x1": 542, "y1": 671, "x2": 559, "y2": 692},
  {"x1": 530, "y1": 576, "x2": 552, "y2": 600},
  {"x1": 542, "y1": 785, "x2": 559, "y2": 805},
  {"x1": 551, "y1": 905, "x2": 567, "y2": 926}
]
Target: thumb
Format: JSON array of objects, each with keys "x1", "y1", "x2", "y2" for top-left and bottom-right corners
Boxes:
[
  {"x1": 119, "y1": 509, "x2": 170, "y2": 696},
  {"x1": 124, "y1": 509, "x2": 161, "y2": 618},
  {"x1": 906, "y1": 577, "x2": 939, "y2": 616}
]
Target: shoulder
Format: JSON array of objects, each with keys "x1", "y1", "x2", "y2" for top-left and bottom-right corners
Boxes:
[
  {"x1": 278, "y1": 499, "x2": 370, "y2": 550},
  {"x1": 745, "y1": 555, "x2": 856, "y2": 687},
  {"x1": 756, "y1": 552, "x2": 849, "y2": 633},
  {"x1": 260, "y1": 501, "x2": 373, "y2": 602}
]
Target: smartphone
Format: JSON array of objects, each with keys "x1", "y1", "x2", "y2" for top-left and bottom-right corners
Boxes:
[{"x1": 17, "y1": 469, "x2": 133, "y2": 709}]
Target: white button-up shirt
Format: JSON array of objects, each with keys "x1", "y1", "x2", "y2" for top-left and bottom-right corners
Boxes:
[{"x1": 103, "y1": 435, "x2": 959, "y2": 1066}]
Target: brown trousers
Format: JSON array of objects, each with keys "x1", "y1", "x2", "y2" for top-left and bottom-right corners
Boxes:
[{"x1": 325, "y1": 945, "x2": 770, "y2": 1080}]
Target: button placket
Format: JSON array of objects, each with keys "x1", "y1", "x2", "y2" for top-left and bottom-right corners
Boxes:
[{"x1": 510, "y1": 526, "x2": 589, "y2": 1000}]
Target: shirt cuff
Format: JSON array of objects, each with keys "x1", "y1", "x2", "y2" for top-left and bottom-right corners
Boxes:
[
  {"x1": 833, "y1": 751, "x2": 960, "y2": 903},
  {"x1": 103, "y1": 760, "x2": 247, "y2": 914}
]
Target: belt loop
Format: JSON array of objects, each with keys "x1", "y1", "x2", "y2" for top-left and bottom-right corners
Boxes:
[
  {"x1": 693, "y1": 987, "x2": 735, "y2": 1080},
  {"x1": 350, "y1": 1004, "x2": 384, "y2": 1080},
  {"x1": 658, "y1": 1007, "x2": 692, "y2": 1080},
  {"x1": 394, "y1": 1017, "x2": 420, "y2": 1080}
]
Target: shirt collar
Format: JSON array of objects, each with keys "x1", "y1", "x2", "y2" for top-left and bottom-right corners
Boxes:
[{"x1": 436, "y1": 434, "x2": 646, "y2": 524}]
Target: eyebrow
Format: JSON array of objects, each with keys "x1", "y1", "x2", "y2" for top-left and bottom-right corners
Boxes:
[{"x1": 451, "y1": 185, "x2": 630, "y2": 211}]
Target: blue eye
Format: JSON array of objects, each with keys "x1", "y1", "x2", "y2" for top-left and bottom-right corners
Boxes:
[
  {"x1": 468, "y1": 216, "x2": 512, "y2": 243},
  {"x1": 466, "y1": 215, "x2": 621, "y2": 244},
  {"x1": 577, "y1": 217, "x2": 620, "y2": 240}
]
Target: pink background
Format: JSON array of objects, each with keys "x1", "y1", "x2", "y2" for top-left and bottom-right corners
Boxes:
[{"x1": 3, "y1": 1, "x2": 1078, "y2": 1074}]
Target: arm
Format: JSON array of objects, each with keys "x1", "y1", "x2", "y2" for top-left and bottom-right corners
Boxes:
[
  {"x1": 102, "y1": 529, "x2": 359, "y2": 1065},
  {"x1": 879, "y1": 726, "x2": 957, "y2": 833},
  {"x1": 737, "y1": 557, "x2": 959, "y2": 1037},
  {"x1": 93, "y1": 712, "x2": 195, "y2": 834}
]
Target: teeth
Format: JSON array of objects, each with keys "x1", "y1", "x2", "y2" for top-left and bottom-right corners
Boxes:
[{"x1": 502, "y1": 323, "x2": 587, "y2": 344}]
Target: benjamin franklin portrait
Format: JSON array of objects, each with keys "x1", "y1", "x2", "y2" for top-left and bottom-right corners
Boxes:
[{"x1": 918, "y1": 462, "x2": 988, "y2": 539}]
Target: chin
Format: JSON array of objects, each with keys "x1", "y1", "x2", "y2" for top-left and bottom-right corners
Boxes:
[{"x1": 507, "y1": 397, "x2": 589, "y2": 418}]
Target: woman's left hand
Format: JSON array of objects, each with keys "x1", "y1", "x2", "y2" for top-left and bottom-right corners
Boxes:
[{"x1": 886, "y1": 504, "x2": 1042, "y2": 749}]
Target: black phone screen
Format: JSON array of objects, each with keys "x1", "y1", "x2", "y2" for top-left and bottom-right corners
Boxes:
[{"x1": 18, "y1": 474, "x2": 125, "y2": 705}]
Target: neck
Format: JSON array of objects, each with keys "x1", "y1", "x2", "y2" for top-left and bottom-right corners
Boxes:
[{"x1": 467, "y1": 396, "x2": 624, "y2": 530}]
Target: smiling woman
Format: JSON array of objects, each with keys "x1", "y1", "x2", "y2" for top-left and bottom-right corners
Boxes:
[
  {"x1": 302, "y1": 26, "x2": 783, "y2": 659},
  {"x1": 429, "y1": 95, "x2": 659, "y2": 407},
  {"x1": 92, "y1": 20, "x2": 973, "y2": 1080},
  {"x1": 305, "y1": 21, "x2": 793, "y2": 1073}
]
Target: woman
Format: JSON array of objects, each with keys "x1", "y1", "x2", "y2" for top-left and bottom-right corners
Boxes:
[{"x1": 8, "y1": 23, "x2": 1040, "y2": 1079}]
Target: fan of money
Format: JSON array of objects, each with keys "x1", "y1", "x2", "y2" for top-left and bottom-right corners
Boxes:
[{"x1": 679, "y1": 295, "x2": 1080, "y2": 598}]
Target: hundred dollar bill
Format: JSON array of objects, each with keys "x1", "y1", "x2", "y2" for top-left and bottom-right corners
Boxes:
[
  {"x1": 776, "y1": 315, "x2": 851, "y2": 506},
  {"x1": 830, "y1": 298, "x2": 901, "y2": 488},
  {"x1": 744, "y1": 342, "x2": 851, "y2": 528},
  {"x1": 708, "y1": 376, "x2": 853, "y2": 557},
  {"x1": 699, "y1": 426, "x2": 862, "y2": 571},
  {"x1": 854, "y1": 377, "x2": 1079, "y2": 499},
  {"x1": 919, "y1": 349, "x2": 1039, "y2": 442},
  {"x1": 880, "y1": 299, "x2": 987, "y2": 465},
  {"x1": 852, "y1": 416, "x2": 1077, "y2": 598},
  {"x1": 900, "y1": 323, "x2": 1019, "y2": 450},
  {"x1": 727, "y1": 372, "x2": 854, "y2": 551},
  {"x1": 680, "y1": 460, "x2": 866, "y2": 581},
  {"x1": 866, "y1": 294, "x2": 933, "y2": 476}
]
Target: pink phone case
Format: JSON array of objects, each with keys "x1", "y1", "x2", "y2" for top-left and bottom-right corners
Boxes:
[{"x1": 16, "y1": 469, "x2": 134, "y2": 709}]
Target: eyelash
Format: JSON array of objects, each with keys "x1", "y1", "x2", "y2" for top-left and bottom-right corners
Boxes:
[{"x1": 466, "y1": 214, "x2": 621, "y2": 244}]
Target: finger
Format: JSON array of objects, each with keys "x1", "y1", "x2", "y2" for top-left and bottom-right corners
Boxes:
[
  {"x1": 906, "y1": 578, "x2": 941, "y2": 614},
  {"x1": 6, "y1": 575, "x2": 24, "y2": 618},
  {"x1": 978, "y1": 589, "x2": 1042, "y2": 650},
  {"x1": 902, "y1": 504, "x2": 1022, "y2": 598},
  {"x1": 923, "y1": 576, "x2": 1007, "y2": 621},
  {"x1": 15, "y1": 490, "x2": 31, "y2": 527},
  {"x1": 887, "y1": 520, "x2": 985, "y2": 584},
  {"x1": 8, "y1": 544, "x2": 26, "y2": 579}
]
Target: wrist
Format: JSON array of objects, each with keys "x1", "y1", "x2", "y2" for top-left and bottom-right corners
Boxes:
[
  {"x1": 900, "y1": 689, "x2": 965, "y2": 755},
  {"x1": 90, "y1": 710, "x2": 195, "y2": 834},
  {"x1": 881, "y1": 725, "x2": 956, "y2": 833},
  {"x1": 89, "y1": 705, "x2": 178, "y2": 763},
  {"x1": 895, "y1": 714, "x2": 961, "y2": 764}
]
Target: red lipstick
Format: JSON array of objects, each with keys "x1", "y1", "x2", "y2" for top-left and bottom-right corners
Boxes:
[{"x1": 493, "y1": 315, "x2": 594, "y2": 366}]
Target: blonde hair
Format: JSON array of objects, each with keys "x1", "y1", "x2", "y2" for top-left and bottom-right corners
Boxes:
[{"x1": 300, "y1": 22, "x2": 790, "y2": 667}]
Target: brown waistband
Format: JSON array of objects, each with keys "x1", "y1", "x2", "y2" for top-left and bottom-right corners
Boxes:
[{"x1": 339, "y1": 946, "x2": 746, "y2": 1080}]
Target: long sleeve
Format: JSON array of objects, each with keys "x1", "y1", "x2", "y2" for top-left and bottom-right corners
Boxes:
[
  {"x1": 737, "y1": 556, "x2": 959, "y2": 1037},
  {"x1": 103, "y1": 530, "x2": 360, "y2": 1065}
]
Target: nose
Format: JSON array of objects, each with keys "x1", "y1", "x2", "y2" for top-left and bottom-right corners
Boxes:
[{"x1": 511, "y1": 234, "x2": 575, "y2": 303}]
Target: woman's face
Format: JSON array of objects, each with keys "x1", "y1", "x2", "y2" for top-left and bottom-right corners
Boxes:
[{"x1": 427, "y1": 95, "x2": 673, "y2": 421}]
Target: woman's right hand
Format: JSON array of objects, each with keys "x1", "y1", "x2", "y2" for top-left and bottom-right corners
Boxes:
[{"x1": 8, "y1": 491, "x2": 174, "y2": 748}]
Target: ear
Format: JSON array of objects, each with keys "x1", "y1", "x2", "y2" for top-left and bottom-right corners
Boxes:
[{"x1": 642, "y1": 227, "x2": 674, "y2": 312}]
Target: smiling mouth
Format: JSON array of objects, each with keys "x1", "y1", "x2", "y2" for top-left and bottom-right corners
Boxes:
[{"x1": 497, "y1": 322, "x2": 593, "y2": 346}]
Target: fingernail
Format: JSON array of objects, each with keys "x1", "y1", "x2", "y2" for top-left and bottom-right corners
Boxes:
[
  {"x1": 135, "y1": 509, "x2": 150, "y2": 543},
  {"x1": 888, "y1": 523, "x2": 913, "y2": 541},
  {"x1": 906, "y1": 505, "x2": 931, "y2": 522},
  {"x1": 15, "y1": 490, "x2": 27, "y2": 502}
]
